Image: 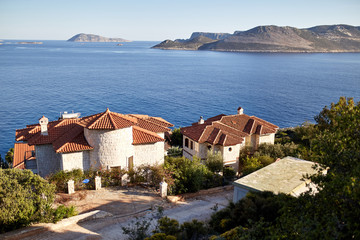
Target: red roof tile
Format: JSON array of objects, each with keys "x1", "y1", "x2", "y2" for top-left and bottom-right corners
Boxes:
[
  {"x1": 81, "y1": 109, "x2": 137, "y2": 130},
  {"x1": 181, "y1": 113, "x2": 278, "y2": 146},
  {"x1": 132, "y1": 126, "x2": 164, "y2": 145},
  {"x1": 15, "y1": 109, "x2": 172, "y2": 153},
  {"x1": 128, "y1": 114, "x2": 173, "y2": 132},
  {"x1": 13, "y1": 143, "x2": 35, "y2": 169}
]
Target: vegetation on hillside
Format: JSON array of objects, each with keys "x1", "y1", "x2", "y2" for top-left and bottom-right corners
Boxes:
[
  {"x1": 0, "y1": 169, "x2": 77, "y2": 233},
  {"x1": 142, "y1": 97, "x2": 360, "y2": 239},
  {"x1": 210, "y1": 97, "x2": 360, "y2": 239}
]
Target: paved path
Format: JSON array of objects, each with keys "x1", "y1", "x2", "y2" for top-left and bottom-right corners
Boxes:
[{"x1": 9, "y1": 188, "x2": 233, "y2": 240}]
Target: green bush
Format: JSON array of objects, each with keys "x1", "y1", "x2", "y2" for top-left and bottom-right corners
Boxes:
[
  {"x1": 223, "y1": 166, "x2": 237, "y2": 181},
  {"x1": 209, "y1": 191, "x2": 291, "y2": 234},
  {"x1": 145, "y1": 233, "x2": 177, "y2": 240},
  {"x1": 206, "y1": 150, "x2": 224, "y2": 173},
  {"x1": 179, "y1": 219, "x2": 208, "y2": 239},
  {"x1": 0, "y1": 169, "x2": 53, "y2": 232},
  {"x1": 48, "y1": 168, "x2": 126, "y2": 192},
  {"x1": 156, "y1": 217, "x2": 180, "y2": 236},
  {"x1": 255, "y1": 143, "x2": 299, "y2": 159},
  {"x1": 170, "y1": 128, "x2": 183, "y2": 147},
  {"x1": 52, "y1": 205, "x2": 77, "y2": 223},
  {"x1": 257, "y1": 155, "x2": 275, "y2": 166},
  {"x1": 164, "y1": 156, "x2": 213, "y2": 195},
  {"x1": 167, "y1": 146, "x2": 183, "y2": 157},
  {"x1": 242, "y1": 156, "x2": 263, "y2": 176}
]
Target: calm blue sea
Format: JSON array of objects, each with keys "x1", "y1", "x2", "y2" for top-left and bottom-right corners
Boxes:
[{"x1": 0, "y1": 40, "x2": 359, "y2": 157}]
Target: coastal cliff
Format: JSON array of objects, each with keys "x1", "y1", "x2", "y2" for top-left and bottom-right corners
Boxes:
[
  {"x1": 152, "y1": 24, "x2": 360, "y2": 52},
  {"x1": 67, "y1": 33, "x2": 131, "y2": 42}
]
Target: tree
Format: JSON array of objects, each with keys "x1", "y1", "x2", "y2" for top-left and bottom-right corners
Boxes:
[
  {"x1": 205, "y1": 150, "x2": 224, "y2": 173},
  {"x1": 0, "y1": 169, "x2": 55, "y2": 232},
  {"x1": 208, "y1": 97, "x2": 360, "y2": 239},
  {"x1": 5, "y1": 148, "x2": 14, "y2": 167},
  {"x1": 274, "y1": 97, "x2": 360, "y2": 239},
  {"x1": 0, "y1": 154, "x2": 9, "y2": 169},
  {"x1": 170, "y1": 128, "x2": 183, "y2": 147}
]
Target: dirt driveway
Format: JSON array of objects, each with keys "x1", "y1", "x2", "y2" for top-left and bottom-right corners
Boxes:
[
  {"x1": 55, "y1": 186, "x2": 165, "y2": 216},
  {"x1": 5, "y1": 186, "x2": 233, "y2": 240}
]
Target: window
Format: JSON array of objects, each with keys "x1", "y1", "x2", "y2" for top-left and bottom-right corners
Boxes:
[
  {"x1": 190, "y1": 141, "x2": 193, "y2": 150},
  {"x1": 229, "y1": 147, "x2": 232, "y2": 152},
  {"x1": 185, "y1": 138, "x2": 189, "y2": 148}
]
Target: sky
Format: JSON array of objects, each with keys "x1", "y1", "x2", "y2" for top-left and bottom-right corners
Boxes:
[{"x1": 0, "y1": 0, "x2": 359, "y2": 41}]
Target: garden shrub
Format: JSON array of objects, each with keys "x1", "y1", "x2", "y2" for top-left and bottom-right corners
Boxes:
[
  {"x1": 48, "y1": 168, "x2": 126, "y2": 192},
  {"x1": 156, "y1": 217, "x2": 180, "y2": 236},
  {"x1": 209, "y1": 191, "x2": 291, "y2": 234},
  {"x1": 255, "y1": 143, "x2": 299, "y2": 159},
  {"x1": 170, "y1": 128, "x2": 183, "y2": 147},
  {"x1": 52, "y1": 205, "x2": 77, "y2": 223},
  {"x1": 223, "y1": 166, "x2": 237, "y2": 181},
  {"x1": 145, "y1": 233, "x2": 177, "y2": 240},
  {"x1": 205, "y1": 150, "x2": 224, "y2": 173},
  {"x1": 167, "y1": 146, "x2": 183, "y2": 157},
  {"x1": 164, "y1": 156, "x2": 213, "y2": 194},
  {"x1": 0, "y1": 169, "x2": 76, "y2": 233},
  {"x1": 257, "y1": 155, "x2": 275, "y2": 166},
  {"x1": 242, "y1": 156, "x2": 263, "y2": 176}
]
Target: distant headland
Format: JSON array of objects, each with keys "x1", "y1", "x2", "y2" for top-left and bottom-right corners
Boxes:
[
  {"x1": 67, "y1": 33, "x2": 131, "y2": 42},
  {"x1": 152, "y1": 24, "x2": 360, "y2": 52}
]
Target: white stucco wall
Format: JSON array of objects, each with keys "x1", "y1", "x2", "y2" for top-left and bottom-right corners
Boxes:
[
  {"x1": 36, "y1": 144, "x2": 62, "y2": 177},
  {"x1": 259, "y1": 133, "x2": 275, "y2": 145},
  {"x1": 134, "y1": 141, "x2": 164, "y2": 167},
  {"x1": 84, "y1": 127, "x2": 134, "y2": 169},
  {"x1": 61, "y1": 151, "x2": 90, "y2": 172}
]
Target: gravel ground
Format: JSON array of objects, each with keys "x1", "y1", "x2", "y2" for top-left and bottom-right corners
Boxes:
[{"x1": 17, "y1": 187, "x2": 233, "y2": 240}]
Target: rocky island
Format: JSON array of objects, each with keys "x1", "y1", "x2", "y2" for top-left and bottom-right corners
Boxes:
[
  {"x1": 67, "y1": 33, "x2": 131, "y2": 42},
  {"x1": 153, "y1": 24, "x2": 360, "y2": 52},
  {"x1": 17, "y1": 42, "x2": 43, "y2": 44}
]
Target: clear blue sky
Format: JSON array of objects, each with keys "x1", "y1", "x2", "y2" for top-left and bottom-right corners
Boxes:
[{"x1": 0, "y1": 0, "x2": 359, "y2": 41}]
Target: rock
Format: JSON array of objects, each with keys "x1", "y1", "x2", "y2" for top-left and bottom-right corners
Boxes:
[
  {"x1": 153, "y1": 24, "x2": 360, "y2": 52},
  {"x1": 67, "y1": 33, "x2": 131, "y2": 42}
]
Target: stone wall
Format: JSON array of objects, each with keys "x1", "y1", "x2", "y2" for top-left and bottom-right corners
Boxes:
[
  {"x1": 84, "y1": 127, "x2": 134, "y2": 169},
  {"x1": 61, "y1": 151, "x2": 90, "y2": 171},
  {"x1": 134, "y1": 141, "x2": 164, "y2": 167},
  {"x1": 36, "y1": 144, "x2": 61, "y2": 177}
]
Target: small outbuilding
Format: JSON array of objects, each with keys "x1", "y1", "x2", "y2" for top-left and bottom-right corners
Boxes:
[{"x1": 233, "y1": 156, "x2": 322, "y2": 202}]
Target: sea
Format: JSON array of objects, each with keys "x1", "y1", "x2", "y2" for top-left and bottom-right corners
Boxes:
[{"x1": 0, "y1": 40, "x2": 359, "y2": 157}]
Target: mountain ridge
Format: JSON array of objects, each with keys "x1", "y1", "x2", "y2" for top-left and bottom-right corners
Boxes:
[{"x1": 152, "y1": 25, "x2": 360, "y2": 52}]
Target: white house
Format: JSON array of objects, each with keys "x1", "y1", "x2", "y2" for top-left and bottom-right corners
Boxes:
[
  {"x1": 181, "y1": 107, "x2": 278, "y2": 170},
  {"x1": 233, "y1": 156, "x2": 322, "y2": 202},
  {"x1": 15, "y1": 109, "x2": 173, "y2": 177}
]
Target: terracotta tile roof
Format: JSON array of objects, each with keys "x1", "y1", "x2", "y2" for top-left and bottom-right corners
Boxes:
[
  {"x1": 181, "y1": 113, "x2": 278, "y2": 146},
  {"x1": 13, "y1": 143, "x2": 35, "y2": 169},
  {"x1": 80, "y1": 108, "x2": 138, "y2": 130},
  {"x1": 15, "y1": 109, "x2": 171, "y2": 153},
  {"x1": 132, "y1": 126, "x2": 164, "y2": 145},
  {"x1": 52, "y1": 124, "x2": 93, "y2": 153},
  {"x1": 128, "y1": 114, "x2": 173, "y2": 133}
]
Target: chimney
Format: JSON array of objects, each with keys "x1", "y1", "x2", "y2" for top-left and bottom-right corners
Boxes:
[
  {"x1": 198, "y1": 116, "x2": 204, "y2": 124},
  {"x1": 39, "y1": 116, "x2": 49, "y2": 135},
  {"x1": 237, "y1": 107, "x2": 244, "y2": 115}
]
